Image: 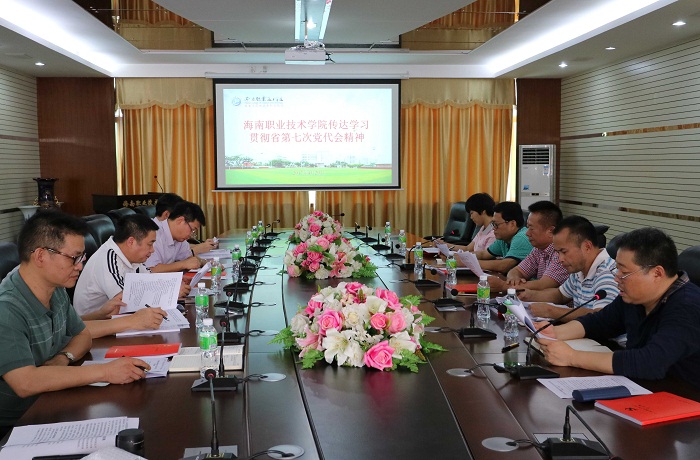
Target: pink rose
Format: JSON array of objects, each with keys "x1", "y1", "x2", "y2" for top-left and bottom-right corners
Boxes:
[
  {"x1": 308, "y1": 261, "x2": 321, "y2": 272},
  {"x1": 345, "y1": 282, "x2": 364, "y2": 295},
  {"x1": 387, "y1": 311, "x2": 407, "y2": 334},
  {"x1": 316, "y1": 238, "x2": 330, "y2": 250},
  {"x1": 306, "y1": 251, "x2": 323, "y2": 263},
  {"x1": 376, "y1": 287, "x2": 402, "y2": 310},
  {"x1": 293, "y1": 242, "x2": 308, "y2": 256},
  {"x1": 313, "y1": 211, "x2": 324, "y2": 217},
  {"x1": 318, "y1": 310, "x2": 344, "y2": 335},
  {"x1": 307, "y1": 217, "x2": 315, "y2": 224},
  {"x1": 287, "y1": 264, "x2": 301, "y2": 277},
  {"x1": 370, "y1": 313, "x2": 389, "y2": 331},
  {"x1": 309, "y1": 223, "x2": 321, "y2": 234},
  {"x1": 305, "y1": 299, "x2": 324, "y2": 316},
  {"x1": 364, "y1": 341, "x2": 395, "y2": 370}
]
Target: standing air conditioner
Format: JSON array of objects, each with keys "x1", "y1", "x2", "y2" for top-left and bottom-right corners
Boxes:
[{"x1": 518, "y1": 144, "x2": 556, "y2": 208}]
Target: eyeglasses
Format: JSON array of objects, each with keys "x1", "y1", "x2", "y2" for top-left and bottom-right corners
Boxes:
[
  {"x1": 491, "y1": 220, "x2": 511, "y2": 229},
  {"x1": 615, "y1": 265, "x2": 653, "y2": 281},
  {"x1": 34, "y1": 247, "x2": 86, "y2": 266},
  {"x1": 186, "y1": 221, "x2": 198, "y2": 236}
]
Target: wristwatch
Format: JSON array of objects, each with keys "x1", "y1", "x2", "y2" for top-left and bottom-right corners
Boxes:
[{"x1": 57, "y1": 351, "x2": 75, "y2": 364}]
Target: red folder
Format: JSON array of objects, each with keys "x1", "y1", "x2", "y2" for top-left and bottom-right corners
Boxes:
[
  {"x1": 452, "y1": 283, "x2": 478, "y2": 294},
  {"x1": 595, "y1": 391, "x2": 700, "y2": 425},
  {"x1": 105, "y1": 343, "x2": 181, "y2": 358}
]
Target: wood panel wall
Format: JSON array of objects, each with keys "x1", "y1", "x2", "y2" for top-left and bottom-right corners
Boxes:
[
  {"x1": 515, "y1": 78, "x2": 561, "y2": 201},
  {"x1": 37, "y1": 78, "x2": 117, "y2": 216},
  {"x1": 559, "y1": 38, "x2": 700, "y2": 251},
  {"x1": 0, "y1": 66, "x2": 40, "y2": 242}
]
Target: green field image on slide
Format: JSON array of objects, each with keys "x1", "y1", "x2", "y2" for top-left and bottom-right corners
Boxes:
[{"x1": 226, "y1": 167, "x2": 392, "y2": 185}]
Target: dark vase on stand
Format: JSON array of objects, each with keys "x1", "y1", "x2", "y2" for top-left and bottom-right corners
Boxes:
[{"x1": 33, "y1": 178, "x2": 60, "y2": 208}]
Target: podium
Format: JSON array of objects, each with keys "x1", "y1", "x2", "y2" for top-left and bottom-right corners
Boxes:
[{"x1": 92, "y1": 193, "x2": 162, "y2": 214}]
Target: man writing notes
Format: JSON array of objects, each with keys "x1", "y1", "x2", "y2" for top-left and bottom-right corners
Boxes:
[
  {"x1": 154, "y1": 193, "x2": 216, "y2": 255},
  {"x1": 520, "y1": 216, "x2": 618, "y2": 321},
  {"x1": 0, "y1": 211, "x2": 149, "y2": 436},
  {"x1": 73, "y1": 214, "x2": 170, "y2": 337},
  {"x1": 473, "y1": 201, "x2": 533, "y2": 275},
  {"x1": 488, "y1": 200, "x2": 568, "y2": 293},
  {"x1": 537, "y1": 228, "x2": 700, "y2": 387},
  {"x1": 146, "y1": 201, "x2": 207, "y2": 273}
]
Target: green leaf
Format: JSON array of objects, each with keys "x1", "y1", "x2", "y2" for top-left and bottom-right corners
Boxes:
[
  {"x1": 400, "y1": 295, "x2": 421, "y2": 308},
  {"x1": 270, "y1": 328, "x2": 296, "y2": 349},
  {"x1": 300, "y1": 349, "x2": 324, "y2": 369},
  {"x1": 420, "y1": 340, "x2": 446, "y2": 354},
  {"x1": 396, "y1": 349, "x2": 426, "y2": 373},
  {"x1": 420, "y1": 313, "x2": 436, "y2": 326}
]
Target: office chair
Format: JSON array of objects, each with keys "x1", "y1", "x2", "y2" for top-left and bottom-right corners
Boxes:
[
  {"x1": 606, "y1": 232, "x2": 626, "y2": 260},
  {"x1": 107, "y1": 207, "x2": 136, "y2": 227},
  {"x1": 134, "y1": 205, "x2": 156, "y2": 219},
  {"x1": 678, "y1": 245, "x2": 700, "y2": 286},
  {"x1": 424, "y1": 202, "x2": 475, "y2": 245},
  {"x1": 592, "y1": 224, "x2": 610, "y2": 249},
  {"x1": 83, "y1": 215, "x2": 116, "y2": 247},
  {"x1": 0, "y1": 242, "x2": 20, "y2": 281}
]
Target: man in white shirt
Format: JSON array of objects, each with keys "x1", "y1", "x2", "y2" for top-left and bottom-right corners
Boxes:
[
  {"x1": 146, "y1": 201, "x2": 207, "y2": 272},
  {"x1": 153, "y1": 193, "x2": 217, "y2": 255}
]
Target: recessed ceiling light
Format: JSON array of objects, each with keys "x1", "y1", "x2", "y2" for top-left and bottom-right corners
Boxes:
[
  {"x1": 35, "y1": 62, "x2": 45, "y2": 66},
  {"x1": 672, "y1": 20, "x2": 686, "y2": 26},
  {"x1": 559, "y1": 62, "x2": 568, "y2": 68},
  {"x1": 605, "y1": 46, "x2": 616, "y2": 50}
]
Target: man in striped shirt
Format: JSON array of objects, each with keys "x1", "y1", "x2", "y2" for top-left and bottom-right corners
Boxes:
[
  {"x1": 489, "y1": 201, "x2": 568, "y2": 293},
  {"x1": 520, "y1": 215, "x2": 618, "y2": 321}
]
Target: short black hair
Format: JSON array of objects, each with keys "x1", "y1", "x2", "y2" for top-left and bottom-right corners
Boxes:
[
  {"x1": 528, "y1": 201, "x2": 563, "y2": 228},
  {"x1": 155, "y1": 193, "x2": 183, "y2": 218},
  {"x1": 553, "y1": 215, "x2": 599, "y2": 248},
  {"x1": 465, "y1": 193, "x2": 495, "y2": 217},
  {"x1": 18, "y1": 210, "x2": 88, "y2": 262},
  {"x1": 114, "y1": 214, "x2": 159, "y2": 244},
  {"x1": 169, "y1": 201, "x2": 206, "y2": 227},
  {"x1": 493, "y1": 201, "x2": 524, "y2": 227},
  {"x1": 617, "y1": 227, "x2": 677, "y2": 277}
]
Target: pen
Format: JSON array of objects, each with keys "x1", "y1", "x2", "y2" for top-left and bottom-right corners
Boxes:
[
  {"x1": 501, "y1": 342, "x2": 519, "y2": 353},
  {"x1": 144, "y1": 303, "x2": 169, "y2": 321},
  {"x1": 136, "y1": 365, "x2": 149, "y2": 373},
  {"x1": 32, "y1": 455, "x2": 87, "y2": 460}
]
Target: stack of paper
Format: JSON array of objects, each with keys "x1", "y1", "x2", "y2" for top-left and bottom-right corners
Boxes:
[{"x1": 169, "y1": 345, "x2": 244, "y2": 373}]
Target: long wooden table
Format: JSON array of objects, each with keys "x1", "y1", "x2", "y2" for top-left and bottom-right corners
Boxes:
[{"x1": 13, "y1": 231, "x2": 700, "y2": 459}]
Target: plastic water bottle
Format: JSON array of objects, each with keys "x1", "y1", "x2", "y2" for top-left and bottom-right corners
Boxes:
[
  {"x1": 251, "y1": 225, "x2": 259, "y2": 240},
  {"x1": 398, "y1": 229, "x2": 407, "y2": 256},
  {"x1": 414, "y1": 242, "x2": 424, "y2": 279},
  {"x1": 476, "y1": 275, "x2": 491, "y2": 323},
  {"x1": 257, "y1": 220, "x2": 264, "y2": 236},
  {"x1": 231, "y1": 244, "x2": 241, "y2": 283},
  {"x1": 194, "y1": 282, "x2": 209, "y2": 331},
  {"x1": 446, "y1": 254, "x2": 457, "y2": 285},
  {"x1": 199, "y1": 318, "x2": 219, "y2": 378},
  {"x1": 503, "y1": 288, "x2": 519, "y2": 340},
  {"x1": 245, "y1": 231, "x2": 254, "y2": 253},
  {"x1": 384, "y1": 221, "x2": 391, "y2": 245},
  {"x1": 210, "y1": 257, "x2": 222, "y2": 292}
]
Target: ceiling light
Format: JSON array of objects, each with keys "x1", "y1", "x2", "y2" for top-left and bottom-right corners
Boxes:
[
  {"x1": 294, "y1": 0, "x2": 333, "y2": 42},
  {"x1": 559, "y1": 62, "x2": 568, "y2": 68},
  {"x1": 605, "y1": 46, "x2": 616, "y2": 50},
  {"x1": 672, "y1": 20, "x2": 686, "y2": 26},
  {"x1": 35, "y1": 62, "x2": 45, "y2": 66}
]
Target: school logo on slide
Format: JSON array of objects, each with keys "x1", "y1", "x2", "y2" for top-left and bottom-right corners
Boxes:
[{"x1": 231, "y1": 97, "x2": 242, "y2": 106}]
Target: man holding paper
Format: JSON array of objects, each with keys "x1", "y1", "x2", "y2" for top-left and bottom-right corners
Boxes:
[
  {"x1": 73, "y1": 214, "x2": 172, "y2": 337},
  {"x1": 537, "y1": 228, "x2": 700, "y2": 387},
  {"x1": 472, "y1": 201, "x2": 533, "y2": 274},
  {"x1": 0, "y1": 211, "x2": 149, "y2": 436},
  {"x1": 146, "y1": 201, "x2": 207, "y2": 273}
]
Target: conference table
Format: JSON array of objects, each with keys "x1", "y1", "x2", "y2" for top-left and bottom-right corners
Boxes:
[{"x1": 14, "y1": 230, "x2": 700, "y2": 459}]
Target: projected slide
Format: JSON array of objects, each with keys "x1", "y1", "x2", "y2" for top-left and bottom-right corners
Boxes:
[{"x1": 214, "y1": 80, "x2": 400, "y2": 191}]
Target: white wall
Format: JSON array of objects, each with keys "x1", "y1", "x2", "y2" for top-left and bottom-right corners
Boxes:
[
  {"x1": 559, "y1": 37, "x2": 700, "y2": 251},
  {"x1": 0, "y1": 66, "x2": 40, "y2": 242}
]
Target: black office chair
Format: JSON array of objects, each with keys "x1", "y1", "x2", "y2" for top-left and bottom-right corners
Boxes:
[
  {"x1": 83, "y1": 232, "x2": 99, "y2": 261},
  {"x1": 134, "y1": 205, "x2": 156, "y2": 219},
  {"x1": 606, "y1": 232, "x2": 626, "y2": 260},
  {"x1": 107, "y1": 207, "x2": 136, "y2": 226},
  {"x1": 678, "y1": 245, "x2": 700, "y2": 286},
  {"x1": 0, "y1": 242, "x2": 20, "y2": 281},
  {"x1": 83, "y1": 215, "x2": 115, "y2": 247},
  {"x1": 593, "y1": 224, "x2": 610, "y2": 249},
  {"x1": 424, "y1": 202, "x2": 475, "y2": 245}
]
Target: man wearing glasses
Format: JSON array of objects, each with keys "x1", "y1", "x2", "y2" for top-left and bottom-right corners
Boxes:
[
  {"x1": 473, "y1": 201, "x2": 533, "y2": 274},
  {"x1": 520, "y1": 215, "x2": 618, "y2": 321},
  {"x1": 146, "y1": 200, "x2": 207, "y2": 273},
  {"x1": 537, "y1": 228, "x2": 700, "y2": 387},
  {"x1": 0, "y1": 211, "x2": 149, "y2": 436}
]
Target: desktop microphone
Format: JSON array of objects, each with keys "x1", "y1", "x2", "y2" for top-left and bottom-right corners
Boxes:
[
  {"x1": 503, "y1": 290, "x2": 608, "y2": 380},
  {"x1": 350, "y1": 222, "x2": 364, "y2": 236},
  {"x1": 432, "y1": 281, "x2": 463, "y2": 309},
  {"x1": 266, "y1": 219, "x2": 281, "y2": 237},
  {"x1": 383, "y1": 242, "x2": 405, "y2": 261},
  {"x1": 399, "y1": 245, "x2": 415, "y2": 271},
  {"x1": 457, "y1": 301, "x2": 503, "y2": 339},
  {"x1": 411, "y1": 265, "x2": 440, "y2": 288},
  {"x1": 370, "y1": 232, "x2": 391, "y2": 251},
  {"x1": 154, "y1": 175, "x2": 164, "y2": 193},
  {"x1": 332, "y1": 212, "x2": 345, "y2": 219},
  {"x1": 359, "y1": 225, "x2": 376, "y2": 243},
  {"x1": 543, "y1": 405, "x2": 611, "y2": 460}
]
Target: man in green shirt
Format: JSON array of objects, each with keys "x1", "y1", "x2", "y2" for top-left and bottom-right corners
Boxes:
[
  {"x1": 474, "y1": 201, "x2": 534, "y2": 274},
  {"x1": 0, "y1": 211, "x2": 149, "y2": 436}
]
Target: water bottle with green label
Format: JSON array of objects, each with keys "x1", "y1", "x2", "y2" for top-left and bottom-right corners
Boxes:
[
  {"x1": 476, "y1": 275, "x2": 491, "y2": 322},
  {"x1": 199, "y1": 318, "x2": 219, "y2": 378},
  {"x1": 398, "y1": 229, "x2": 407, "y2": 256},
  {"x1": 446, "y1": 254, "x2": 457, "y2": 285}
]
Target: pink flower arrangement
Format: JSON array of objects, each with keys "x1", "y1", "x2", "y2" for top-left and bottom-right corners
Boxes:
[
  {"x1": 283, "y1": 234, "x2": 377, "y2": 280},
  {"x1": 289, "y1": 211, "x2": 343, "y2": 244},
  {"x1": 273, "y1": 283, "x2": 442, "y2": 372}
]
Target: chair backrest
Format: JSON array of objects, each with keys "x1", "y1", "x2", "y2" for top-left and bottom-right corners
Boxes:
[
  {"x1": 83, "y1": 231, "x2": 99, "y2": 261},
  {"x1": 442, "y1": 202, "x2": 475, "y2": 244},
  {"x1": 83, "y1": 215, "x2": 115, "y2": 247},
  {"x1": 134, "y1": 205, "x2": 156, "y2": 219},
  {"x1": 678, "y1": 245, "x2": 700, "y2": 286},
  {"x1": 592, "y1": 224, "x2": 610, "y2": 249},
  {"x1": 606, "y1": 232, "x2": 626, "y2": 260},
  {"x1": 0, "y1": 242, "x2": 20, "y2": 281},
  {"x1": 106, "y1": 207, "x2": 137, "y2": 226}
]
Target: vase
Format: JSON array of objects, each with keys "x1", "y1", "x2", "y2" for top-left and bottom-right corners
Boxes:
[
  {"x1": 33, "y1": 178, "x2": 59, "y2": 208},
  {"x1": 18, "y1": 205, "x2": 40, "y2": 221}
]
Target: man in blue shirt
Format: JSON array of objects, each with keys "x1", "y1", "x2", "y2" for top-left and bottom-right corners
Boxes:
[
  {"x1": 474, "y1": 201, "x2": 533, "y2": 274},
  {"x1": 537, "y1": 228, "x2": 700, "y2": 388}
]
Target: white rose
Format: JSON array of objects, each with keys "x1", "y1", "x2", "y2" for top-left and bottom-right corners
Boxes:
[{"x1": 290, "y1": 314, "x2": 309, "y2": 334}]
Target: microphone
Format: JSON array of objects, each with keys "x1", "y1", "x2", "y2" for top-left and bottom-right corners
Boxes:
[
  {"x1": 154, "y1": 175, "x2": 164, "y2": 193},
  {"x1": 384, "y1": 242, "x2": 405, "y2": 261},
  {"x1": 432, "y1": 280, "x2": 464, "y2": 309},
  {"x1": 411, "y1": 265, "x2": 440, "y2": 288},
  {"x1": 266, "y1": 219, "x2": 281, "y2": 237},
  {"x1": 543, "y1": 405, "x2": 612, "y2": 459},
  {"x1": 333, "y1": 212, "x2": 345, "y2": 219},
  {"x1": 457, "y1": 301, "x2": 503, "y2": 339},
  {"x1": 359, "y1": 225, "x2": 376, "y2": 243},
  {"x1": 370, "y1": 232, "x2": 391, "y2": 252},
  {"x1": 185, "y1": 369, "x2": 236, "y2": 459},
  {"x1": 503, "y1": 290, "x2": 608, "y2": 380},
  {"x1": 349, "y1": 222, "x2": 364, "y2": 236},
  {"x1": 399, "y1": 245, "x2": 415, "y2": 271}
]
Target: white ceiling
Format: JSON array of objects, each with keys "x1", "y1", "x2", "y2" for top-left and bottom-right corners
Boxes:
[{"x1": 1, "y1": 0, "x2": 699, "y2": 79}]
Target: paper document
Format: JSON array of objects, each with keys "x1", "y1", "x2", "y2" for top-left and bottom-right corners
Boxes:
[
  {"x1": 501, "y1": 298, "x2": 548, "y2": 339},
  {"x1": 529, "y1": 338, "x2": 612, "y2": 354},
  {"x1": 0, "y1": 417, "x2": 138, "y2": 460},
  {"x1": 198, "y1": 249, "x2": 232, "y2": 259},
  {"x1": 538, "y1": 375, "x2": 651, "y2": 399},
  {"x1": 454, "y1": 251, "x2": 485, "y2": 277},
  {"x1": 83, "y1": 357, "x2": 171, "y2": 378},
  {"x1": 121, "y1": 272, "x2": 182, "y2": 313},
  {"x1": 189, "y1": 261, "x2": 212, "y2": 287},
  {"x1": 113, "y1": 308, "x2": 190, "y2": 337},
  {"x1": 435, "y1": 242, "x2": 453, "y2": 257},
  {"x1": 169, "y1": 345, "x2": 244, "y2": 372}
]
